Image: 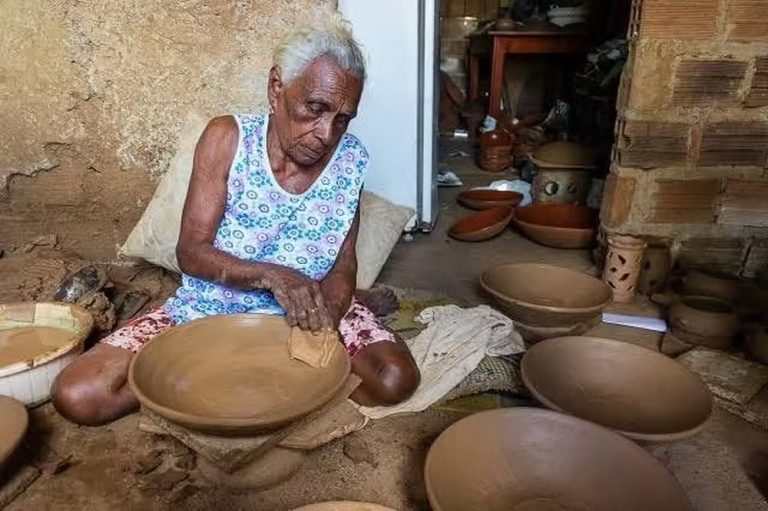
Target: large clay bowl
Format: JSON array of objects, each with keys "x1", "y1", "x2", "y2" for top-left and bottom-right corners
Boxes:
[
  {"x1": 448, "y1": 206, "x2": 513, "y2": 242},
  {"x1": 457, "y1": 189, "x2": 523, "y2": 210},
  {"x1": 513, "y1": 203, "x2": 598, "y2": 249},
  {"x1": 668, "y1": 296, "x2": 740, "y2": 350},
  {"x1": 293, "y1": 503, "x2": 396, "y2": 511},
  {"x1": 522, "y1": 337, "x2": 712, "y2": 442},
  {"x1": 0, "y1": 395, "x2": 28, "y2": 470},
  {"x1": 425, "y1": 408, "x2": 691, "y2": 511},
  {"x1": 480, "y1": 263, "x2": 613, "y2": 326},
  {"x1": 128, "y1": 314, "x2": 350, "y2": 436}
]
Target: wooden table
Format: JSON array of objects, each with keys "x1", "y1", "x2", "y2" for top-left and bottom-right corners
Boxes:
[{"x1": 468, "y1": 29, "x2": 591, "y2": 118}]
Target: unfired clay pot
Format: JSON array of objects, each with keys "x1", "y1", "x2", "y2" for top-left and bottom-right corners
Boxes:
[
  {"x1": 448, "y1": 206, "x2": 513, "y2": 242},
  {"x1": 668, "y1": 296, "x2": 740, "y2": 350},
  {"x1": 603, "y1": 235, "x2": 647, "y2": 302},
  {"x1": 480, "y1": 263, "x2": 613, "y2": 326},
  {"x1": 424, "y1": 408, "x2": 691, "y2": 511},
  {"x1": 683, "y1": 269, "x2": 741, "y2": 303},
  {"x1": 0, "y1": 395, "x2": 28, "y2": 470},
  {"x1": 128, "y1": 314, "x2": 351, "y2": 435},
  {"x1": 521, "y1": 336, "x2": 712, "y2": 442},
  {"x1": 532, "y1": 141, "x2": 598, "y2": 169},
  {"x1": 638, "y1": 245, "x2": 672, "y2": 295},
  {"x1": 513, "y1": 204, "x2": 598, "y2": 249},
  {"x1": 456, "y1": 190, "x2": 523, "y2": 210},
  {"x1": 532, "y1": 167, "x2": 592, "y2": 204}
]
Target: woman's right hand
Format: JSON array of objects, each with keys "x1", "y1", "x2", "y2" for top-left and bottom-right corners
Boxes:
[{"x1": 259, "y1": 266, "x2": 332, "y2": 332}]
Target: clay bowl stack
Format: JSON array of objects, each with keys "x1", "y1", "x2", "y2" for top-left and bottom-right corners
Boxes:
[
  {"x1": 129, "y1": 314, "x2": 350, "y2": 436},
  {"x1": 456, "y1": 190, "x2": 523, "y2": 210},
  {"x1": 424, "y1": 408, "x2": 691, "y2": 511},
  {"x1": 513, "y1": 203, "x2": 599, "y2": 249},
  {"x1": 448, "y1": 206, "x2": 514, "y2": 242},
  {"x1": 481, "y1": 263, "x2": 612, "y2": 328},
  {"x1": 521, "y1": 336, "x2": 713, "y2": 442}
]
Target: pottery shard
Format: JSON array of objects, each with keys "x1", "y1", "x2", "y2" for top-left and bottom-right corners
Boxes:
[
  {"x1": 289, "y1": 327, "x2": 340, "y2": 368},
  {"x1": 343, "y1": 436, "x2": 376, "y2": 466},
  {"x1": 672, "y1": 60, "x2": 748, "y2": 106}
]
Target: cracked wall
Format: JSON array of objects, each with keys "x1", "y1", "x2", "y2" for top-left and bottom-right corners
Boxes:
[{"x1": 0, "y1": 0, "x2": 336, "y2": 259}]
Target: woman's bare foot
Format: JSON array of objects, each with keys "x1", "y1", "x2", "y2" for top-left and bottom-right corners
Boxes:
[{"x1": 355, "y1": 287, "x2": 399, "y2": 317}]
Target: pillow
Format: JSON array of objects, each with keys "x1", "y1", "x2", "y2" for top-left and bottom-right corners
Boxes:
[{"x1": 119, "y1": 112, "x2": 414, "y2": 290}]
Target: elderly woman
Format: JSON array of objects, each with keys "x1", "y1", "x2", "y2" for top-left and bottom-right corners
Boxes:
[{"x1": 52, "y1": 16, "x2": 420, "y2": 426}]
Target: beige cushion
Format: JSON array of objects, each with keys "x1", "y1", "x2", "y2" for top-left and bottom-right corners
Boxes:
[{"x1": 120, "y1": 112, "x2": 413, "y2": 289}]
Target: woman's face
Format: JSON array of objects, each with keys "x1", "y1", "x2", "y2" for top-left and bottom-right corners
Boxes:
[{"x1": 268, "y1": 55, "x2": 363, "y2": 167}]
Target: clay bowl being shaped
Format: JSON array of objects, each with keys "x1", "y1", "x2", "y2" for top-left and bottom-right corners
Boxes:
[
  {"x1": 456, "y1": 189, "x2": 523, "y2": 210},
  {"x1": 480, "y1": 263, "x2": 613, "y2": 326},
  {"x1": 668, "y1": 295, "x2": 740, "y2": 350},
  {"x1": 448, "y1": 206, "x2": 513, "y2": 242},
  {"x1": 513, "y1": 203, "x2": 598, "y2": 249},
  {"x1": 0, "y1": 396, "x2": 28, "y2": 470},
  {"x1": 424, "y1": 408, "x2": 691, "y2": 511},
  {"x1": 522, "y1": 337, "x2": 713, "y2": 442},
  {"x1": 128, "y1": 314, "x2": 351, "y2": 436},
  {"x1": 293, "y1": 503, "x2": 396, "y2": 511}
]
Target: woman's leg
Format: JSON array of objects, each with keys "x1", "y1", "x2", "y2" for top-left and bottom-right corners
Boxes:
[
  {"x1": 339, "y1": 301, "x2": 420, "y2": 406},
  {"x1": 51, "y1": 308, "x2": 175, "y2": 426}
]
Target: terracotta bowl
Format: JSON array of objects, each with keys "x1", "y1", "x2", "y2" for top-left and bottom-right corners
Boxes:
[
  {"x1": 292, "y1": 503, "x2": 395, "y2": 511},
  {"x1": 522, "y1": 337, "x2": 713, "y2": 442},
  {"x1": 448, "y1": 206, "x2": 513, "y2": 242},
  {"x1": 456, "y1": 189, "x2": 523, "y2": 210},
  {"x1": 480, "y1": 263, "x2": 613, "y2": 326},
  {"x1": 424, "y1": 408, "x2": 691, "y2": 511},
  {"x1": 668, "y1": 296, "x2": 740, "y2": 350},
  {"x1": 129, "y1": 314, "x2": 350, "y2": 436},
  {"x1": 513, "y1": 203, "x2": 598, "y2": 249},
  {"x1": 0, "y1": 395, "x2": 28, "y2": 470}
]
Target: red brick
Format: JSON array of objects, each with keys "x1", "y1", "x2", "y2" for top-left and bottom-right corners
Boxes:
[
  {"x1": 719, "y1": 179, "x2": 768, "y2": 227},
  {"x1": 672, "y1": 60, "x2": 748, "y2": 105},
  {"x1": 640, "y1": 0, "x2": 718, "y2": 40},
  {"x1": 678, "y1": 238, "x2": 746, "y2": 274},
  {"x1": 746, "y1": 58, "x2": 768, "y2": 108},
  {"x1": 618, "y1": 121, "x2": 690, "y2": 169},
  {"x1": 649, "y1": 179, "x2": 721, "y2": 224},
  {"x1": 601, "y1": 173, "x2": 636, "y2": 229},
  {"x1": 699, "y1": 122, "x2": 768, "y2": 167},
  {"x1": 728, "y1": 0, "x2": 768, "y2": 42}
]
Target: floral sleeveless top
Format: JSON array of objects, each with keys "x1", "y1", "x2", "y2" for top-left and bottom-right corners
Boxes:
[{"x1": 164, "y1": 114, "x2": 369, "y2": 324}]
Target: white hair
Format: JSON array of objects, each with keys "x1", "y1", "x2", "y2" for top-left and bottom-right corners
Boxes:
[{"x1": 273, "y1": 12, "x2": 366, "y2": 84}]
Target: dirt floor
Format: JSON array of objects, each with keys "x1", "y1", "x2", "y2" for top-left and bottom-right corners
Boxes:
[{"x1": 3, "y1": 140, "x2": 768, "y2": 510}]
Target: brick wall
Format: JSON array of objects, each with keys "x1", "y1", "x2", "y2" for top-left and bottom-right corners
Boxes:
[{"x1": 602, "y1": 0, "x2": 768, "y2": 277}]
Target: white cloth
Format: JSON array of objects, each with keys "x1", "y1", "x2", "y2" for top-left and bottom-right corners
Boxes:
[{"x1": 358, "y1": 305, "x2": 524, "y2": 419}]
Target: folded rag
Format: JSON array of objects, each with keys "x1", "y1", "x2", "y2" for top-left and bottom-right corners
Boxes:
[{"x1": 359, "y1": 304, "x2": 524, "y2": 419}]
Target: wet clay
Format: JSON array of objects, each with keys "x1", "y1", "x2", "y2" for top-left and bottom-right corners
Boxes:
[
  {"x1": 480, "y1": 263, "x2": 612, "y2": 326},
  {"x1": 0, "y1": 395, "x2": 28, "y2": 468},
  {"x1": 425, "y1": 408, "x2": 690, "y2": 511},
  {"x1": 0, "y1": 326, "x2": 73, "y2": 367},
  {"x1": 448, "y1": 206, "x2": 513, "y2": 242},
  {"x1": 288, "y1": 328, "x2": 340, "y2": 368},
  {"x1": 128, "y1": 314, "x2": 350, "y2": 436},
  {"x1": 513, "y1": 204, "x2": 598, "y2": 249},
  {"x1": 521, "y1": 337, "x2": 712, "y2": 442}
]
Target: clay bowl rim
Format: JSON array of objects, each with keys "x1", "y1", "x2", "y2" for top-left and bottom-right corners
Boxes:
[
  {"x1": 479, "y1": 263, "x2": 613, "y2": 316},
  {"x1": 423, "y1": 407, "x2": 692, "y2": 511},
  {"x1": 520, "y1": 336, "x2": 713, "y2": 442},
  {"x1": 448, "y1": 206, "x2": 514, "y2": 242},
  {"x1": 456, "y1": 189, "x2": 524, "y2": 210},
  {"x1": 512, "y1": 204, "x2": 599, "y2": 234},
  {"x1": 0, "y1": 395, "x2": 28, "y2": 468},
  {"x1": 127, "y1": 314, "x2": 351, "y2": 433}
]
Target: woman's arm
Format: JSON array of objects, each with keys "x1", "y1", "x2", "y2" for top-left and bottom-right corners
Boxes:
[
  {"x1": 176, "y1": 115, "x2": 330, "y2": 331},
  {"x1": 320, "y1": 205, "x2": 360, "y2": 329}
]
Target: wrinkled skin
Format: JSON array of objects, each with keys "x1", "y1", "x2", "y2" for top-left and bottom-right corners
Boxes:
[{"x1": 52, "y1": 57, "x2": 419, "y2": 425}]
